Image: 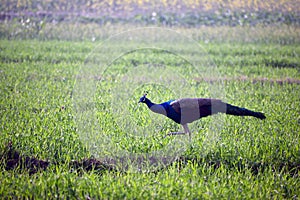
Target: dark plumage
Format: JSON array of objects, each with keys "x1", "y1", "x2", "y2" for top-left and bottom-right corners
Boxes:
[{"x1": 138, "y1": 94, "x2": 266, "y2": 138}]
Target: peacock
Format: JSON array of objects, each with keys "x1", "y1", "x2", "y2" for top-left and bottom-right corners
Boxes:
[{"x1": 138, "y1": 93, "x2": 266, "y2": 138}]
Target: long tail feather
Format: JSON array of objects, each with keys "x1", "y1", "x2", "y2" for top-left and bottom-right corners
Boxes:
[{"x1": 226, "y1": 104, "x2": 266, "y2": 120}]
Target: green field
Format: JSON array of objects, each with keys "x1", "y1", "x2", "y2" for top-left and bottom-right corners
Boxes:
[{"x1": 0, "y1": 25, "x2": 299, "y2": 199}]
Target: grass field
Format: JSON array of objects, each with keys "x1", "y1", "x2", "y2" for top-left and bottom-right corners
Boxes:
[{"x1": 0, "y1": 25, "x2": 299, "y2": 199}]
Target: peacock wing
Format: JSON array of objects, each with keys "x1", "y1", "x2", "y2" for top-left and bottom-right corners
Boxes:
[
  {"x1": 170, "y1": 98, "x2": 224, "y2": 124},
  {"x1": 170, "y1": 98, "x2": 222, "y2": 112}
]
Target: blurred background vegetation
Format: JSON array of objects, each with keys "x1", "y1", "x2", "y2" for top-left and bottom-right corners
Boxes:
[{"x1": 0, "y1": 0, "x2": 299, "y2": 41}]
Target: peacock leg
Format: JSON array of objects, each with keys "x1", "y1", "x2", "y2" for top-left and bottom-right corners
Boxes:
[
  {"x1": 182, "y1": 124, "x2": 191, "y2": 139},
  {"x1": 166, "y1": 131, "x2": 186, "y2": 136},
  {"x1": 165, "y1": 124, "x2": 190, "y2": 138}
]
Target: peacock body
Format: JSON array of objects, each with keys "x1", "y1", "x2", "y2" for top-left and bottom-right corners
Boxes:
[{"x1": 139, "y1": 94, "x2": 266, "y2": 138}]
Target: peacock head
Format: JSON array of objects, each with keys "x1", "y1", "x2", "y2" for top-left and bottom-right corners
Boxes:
[{"x1": 138, "y1": 92, "x2": 148, "y2": 103}]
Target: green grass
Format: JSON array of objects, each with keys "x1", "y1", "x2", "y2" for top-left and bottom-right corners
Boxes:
[{"x1": 0, "y1": 26, "x2": 299, "y2": 199}]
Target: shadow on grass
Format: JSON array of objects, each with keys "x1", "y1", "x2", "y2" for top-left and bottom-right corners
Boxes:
[
  {"x1": 2, "y1": 142, "x2": 50, "y2": 175},
  {"x1": 264, "y1": 59, "x2": 299, "y2": 69},
  {"x1": 1, "y1": 142, "x2": 113, "y2": 175},
  {"x1": 177, "y1": 156, "x2": 300, "y2": 177},
  {"x1": 1, "y1": 142, "x2": 299, "y2": 176}
]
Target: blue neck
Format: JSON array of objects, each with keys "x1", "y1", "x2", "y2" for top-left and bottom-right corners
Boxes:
[
  {"x1": 143, "y1": 97, "x2": 181, "y2": 124},
  {"x1": 144, "y1": 98, "x2": 155, "y2": 108}
]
